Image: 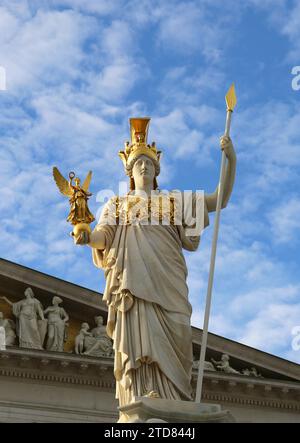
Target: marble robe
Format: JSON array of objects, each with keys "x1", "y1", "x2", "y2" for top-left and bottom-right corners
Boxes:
[
  {"x1": 92, "y1": 191, "x2": 208, "y2": 409},
  {"x1": 12, "y1": 298, "x2": 45, "y2": 349}
]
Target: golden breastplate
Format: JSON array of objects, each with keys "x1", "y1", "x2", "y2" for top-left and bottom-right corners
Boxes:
[{"x1": 115, "y1": 195, "x2": 178, "y2": 225}]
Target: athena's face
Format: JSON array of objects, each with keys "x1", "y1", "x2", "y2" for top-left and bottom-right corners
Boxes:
[{"x1": 132, "y1": 155, "x2": 155, "y2": 185}]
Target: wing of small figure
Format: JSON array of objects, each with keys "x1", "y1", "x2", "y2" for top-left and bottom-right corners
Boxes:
[
  {"x1": 53, "y1": 167, "x2": 73, "y2": 197},
  {"x1": 82, "y1": 171, "x2": 92, "y2": 192}
]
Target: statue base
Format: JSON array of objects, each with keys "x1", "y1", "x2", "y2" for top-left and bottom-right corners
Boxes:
[{"x1": 118, "y1": 397, "x2": 235, "y2": 423}]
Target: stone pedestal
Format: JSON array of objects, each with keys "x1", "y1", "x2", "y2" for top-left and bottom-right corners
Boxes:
[{"x1": 118, "y1": 397, "x2": 235, "y2": 423}]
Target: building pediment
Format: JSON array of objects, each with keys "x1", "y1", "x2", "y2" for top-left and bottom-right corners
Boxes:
[
  {"x1": 192, "y1": 329, "x2": 300, "y2": 383},
  {"x1": 0, "y1": 258, "x2": 300, "y2": 422},
  {"x1": 0, "y1": 258, "x2": 299, "y2": 384}
]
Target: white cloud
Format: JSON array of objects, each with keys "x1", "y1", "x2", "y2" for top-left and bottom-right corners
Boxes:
[
  {"x1": 187, "y1": 174, "x2": 300, "y2": 362},
  {"x1": 52, "y1": 0, "x2": 124, "y2": 16},
  {"x1": 229, "y1": 285, "x2": 300, "y2": 318},
  {"x1": 267, "y1": 197, "x2": 300, "y2": 244},
  {"x1": 151, "y1": 109, "x2": 205, "y2": 158},
  {"x1": 152, "y1": 1, "x2": 239, "y2": 62},
  {"x1": 246, "y1": 0, "x2": 300, "y2": 61},
  {"x1": 0, "y1": 8, "x2": 97, "y2": 91},
  {"x1": 101, "y1": 20, "x2": 135, "y2": 59},
  {"x1": 191, "y1": 268, "x2": 300, "y2": 363},
  {"x1": 157, "y1": 66, "x2": 225, "y2": 111},
  {"x1": 239, "y1": 302, "x2": 300, "y2": 363},
  {"x1": 0, "y1": 6, "x2": 20, "y2": 44},
  {"x1": 158, "y1": 4, "x2": 211, "y2": 55},
  {"x1": 0, "y1": 1, "x2": 33, "y2": 20},
  {"x1": 90, "y1": 63, "x2": 143, "y2": 102},
  {"x1": 235, "y1": 102, "x2": 300, "y2": 167}
]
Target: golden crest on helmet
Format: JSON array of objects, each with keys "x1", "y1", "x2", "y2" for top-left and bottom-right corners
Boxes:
[{"x1": 118, "y1": 117, "x2": 161, "y2": 169}]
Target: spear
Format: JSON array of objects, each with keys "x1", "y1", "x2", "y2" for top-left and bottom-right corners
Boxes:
[{"x1": 195, "y1": 83, "x2": 237, "y2": 403}]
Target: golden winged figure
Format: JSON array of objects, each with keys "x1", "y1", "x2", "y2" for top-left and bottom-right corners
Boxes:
[{"x1": 53, "y1": 167, "x2": 95, "y2": 236}]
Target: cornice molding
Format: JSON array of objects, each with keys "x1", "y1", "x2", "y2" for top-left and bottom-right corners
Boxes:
[
  {"x1": 202, "y1": 392, "x2": 300, "y2": 411},
  {"x1": 0, "y1": 348, "x2": 115, "y2": 389},
  {"x1": 1, "y1": 349, "x2": 299, "y2": 412},
  {"x1": 0, "y1": 366, "x2": 115, "y2": 389},
  {"x1": 0, "y1": 399, "x2": 119, "y2": 422}
]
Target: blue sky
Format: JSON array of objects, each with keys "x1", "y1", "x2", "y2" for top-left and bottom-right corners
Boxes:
[{"x1": 0, "y1": 0, "x2": 300, "y2": 363}]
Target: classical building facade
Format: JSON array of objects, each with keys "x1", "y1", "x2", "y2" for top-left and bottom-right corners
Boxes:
[{"x1": 0, "y1": 258, "x2": 299, "y2": 423}]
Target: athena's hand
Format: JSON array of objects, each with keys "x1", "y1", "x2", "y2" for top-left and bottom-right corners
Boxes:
[
  {"x1": 220, "y1": 135, "x2": 234, "y2": 158},
  {"x1": 73, "y1": 231, "x2": 90, "y2": 245}
]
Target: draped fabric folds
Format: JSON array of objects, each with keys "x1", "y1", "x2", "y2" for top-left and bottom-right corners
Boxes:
[{"x1": 92, "y1": 191, "x2": 208, "y2": 414}]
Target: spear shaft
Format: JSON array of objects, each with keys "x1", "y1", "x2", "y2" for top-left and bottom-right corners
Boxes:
[{"x1": 195, "y1": 84, "x2": 236, "y2": 403}]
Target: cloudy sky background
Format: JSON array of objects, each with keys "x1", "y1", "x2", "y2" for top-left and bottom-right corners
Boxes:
[{"x1": 0, "y1": 0, "x2": 300, "y2": 363}]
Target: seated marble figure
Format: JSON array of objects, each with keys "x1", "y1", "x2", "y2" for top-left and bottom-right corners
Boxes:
[{"x1": 75, "y1": 316, "x2": 113, "y2": 357}]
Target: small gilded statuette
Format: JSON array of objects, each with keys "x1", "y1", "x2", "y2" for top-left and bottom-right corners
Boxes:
[{"x1": 53, "y1": 167, "x2": 95, "y2": 236}]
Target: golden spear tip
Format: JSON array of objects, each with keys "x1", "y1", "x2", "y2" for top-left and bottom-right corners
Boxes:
[{"x1": 225, "y1": 83, "x2": 237, "y2": 112}]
